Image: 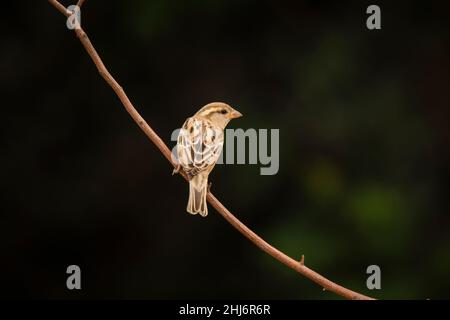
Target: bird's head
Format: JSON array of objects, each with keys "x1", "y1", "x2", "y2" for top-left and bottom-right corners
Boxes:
[{"x1": 195, "y1": 102, "x2": 243, "y2": 129}]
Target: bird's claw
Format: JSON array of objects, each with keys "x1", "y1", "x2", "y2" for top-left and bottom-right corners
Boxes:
[{"x1": 172, "y1": 164, "x2": 181, "y2": 175}]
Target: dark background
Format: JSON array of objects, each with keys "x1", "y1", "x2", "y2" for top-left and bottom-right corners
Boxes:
[{"x1": 1, "y1": 0, "x2": 449, "y2": 299}]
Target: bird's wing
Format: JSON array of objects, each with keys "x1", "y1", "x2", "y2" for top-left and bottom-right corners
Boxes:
[{"x1": 177, "y1": 117, "x2": 224, "y2": 178}]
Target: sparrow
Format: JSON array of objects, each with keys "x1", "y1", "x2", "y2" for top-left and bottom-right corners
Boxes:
[{"x1": 174, "y1": 102, "x2": 243, "y2": 217}]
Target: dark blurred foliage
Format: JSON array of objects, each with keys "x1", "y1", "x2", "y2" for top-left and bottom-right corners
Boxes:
[{"x1": 0, "y1": 0, "x2": 449, "y2": 299}]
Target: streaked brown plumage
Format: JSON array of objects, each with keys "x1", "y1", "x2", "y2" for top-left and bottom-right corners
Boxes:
[{"x1": 175, "y1": 102, "x2": 242, "y2": 216}]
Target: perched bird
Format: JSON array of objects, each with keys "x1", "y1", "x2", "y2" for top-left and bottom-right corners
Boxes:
[{"x1": 174, "y1": 102, "x2": 243, "y2": 217}]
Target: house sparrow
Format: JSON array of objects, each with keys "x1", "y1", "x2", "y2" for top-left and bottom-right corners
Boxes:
[{"x1": 174, "y1": 102, "x2": 243, "y2": 217}]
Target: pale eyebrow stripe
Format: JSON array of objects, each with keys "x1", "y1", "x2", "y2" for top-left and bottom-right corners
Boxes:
[{"x1": 202, "y1": 108, "x2": 221, "y2": 116}]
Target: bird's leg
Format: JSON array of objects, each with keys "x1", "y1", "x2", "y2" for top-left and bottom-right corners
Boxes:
[
  {"x1": 208, "y1": 182, "x2": 212, "y2": 193},
  {"x1": 172, "y1": 164, "x2": 181, "y2": 175}
]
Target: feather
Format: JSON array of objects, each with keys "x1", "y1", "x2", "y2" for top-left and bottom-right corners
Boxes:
[
  {"x1": 176, "y1": 102, "x2": 241, "y2": 217},
  {"x1": 177, "y1": 117, "x2": 224, "y2": 217},
  {"x1": 177, "y1": 117, "x2": 224, "y2": 178}
]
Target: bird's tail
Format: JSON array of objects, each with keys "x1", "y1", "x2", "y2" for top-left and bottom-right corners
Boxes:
[{"x1": 187, "y1": 173, "x2": 208, "y2": 217}]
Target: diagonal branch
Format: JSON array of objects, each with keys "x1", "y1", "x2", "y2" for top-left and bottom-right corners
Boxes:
[{"x1": 48, "y1": 0, "x2": 374, "y2": 300}]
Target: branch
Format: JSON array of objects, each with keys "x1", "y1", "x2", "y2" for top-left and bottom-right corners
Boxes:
[{"x1": 48, "y1": 0, "x2": 374, "y2": 300}]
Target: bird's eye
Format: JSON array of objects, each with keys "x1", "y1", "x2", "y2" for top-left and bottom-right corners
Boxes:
[{"x1": 220, "y1": 109, "x2": 228, "y2": 114}]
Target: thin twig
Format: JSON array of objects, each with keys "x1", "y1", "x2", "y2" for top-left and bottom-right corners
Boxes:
[{"x1": 48, "y1": 0, "x2": 374, "y2": 300}]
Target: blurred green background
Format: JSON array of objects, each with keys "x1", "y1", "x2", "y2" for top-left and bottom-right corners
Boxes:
[{"x1": 1, "y1": 0, "x2": 449, "y2": 299}]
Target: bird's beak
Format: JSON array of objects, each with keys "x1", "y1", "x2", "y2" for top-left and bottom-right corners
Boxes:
[{"x1": 229, "y1": 110, "x2": 243, "y2": 119}]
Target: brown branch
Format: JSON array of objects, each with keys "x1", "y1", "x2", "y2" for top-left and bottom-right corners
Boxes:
[{"x1": 48, "y1": 0, "x2": 374, "y2": 300}]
